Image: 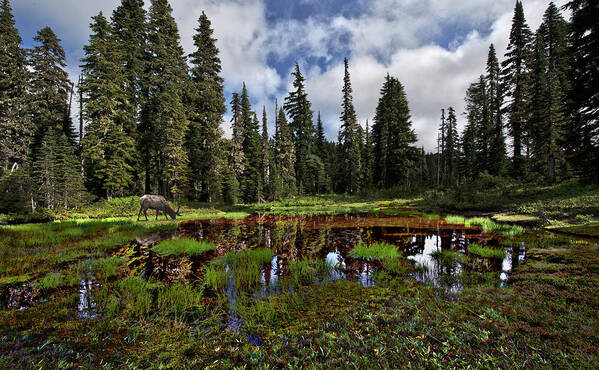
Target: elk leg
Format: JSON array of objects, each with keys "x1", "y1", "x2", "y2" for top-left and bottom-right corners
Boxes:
[
  {"x1": 144, "y1": 209, "x2": 148, "y2": 221},
  {"x1": 164, "y1": 212, "x2": 169, "y2": 220},
  {"x1": 137, "y1": 206, "x2": 143, "y2": 221},
  {"x1": 156, "y1": 210, "x2": 159, "y2": 220}
]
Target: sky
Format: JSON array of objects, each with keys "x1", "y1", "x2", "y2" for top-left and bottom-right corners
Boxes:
[{"x1": 11, "y1": 0, "x2": 569, "y2": 151}]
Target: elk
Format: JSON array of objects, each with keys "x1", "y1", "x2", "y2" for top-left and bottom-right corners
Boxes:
[{"x1": 137, "y1": 195, "x2": 181, "y2": 221}]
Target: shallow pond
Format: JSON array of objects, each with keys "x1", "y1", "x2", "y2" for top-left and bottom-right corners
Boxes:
[{"x1": 123, "y1": 212, "x2": 526, "y2": 299}]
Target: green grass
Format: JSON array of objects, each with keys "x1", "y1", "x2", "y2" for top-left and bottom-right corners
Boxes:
[
  {"x1": 90, "y1": 257, "x2": 125, "y2": 281},
  {"x1": 156, "y1": 284, "x2": 204, "y2": 318},
  {"x1": 350, "y1": 242, "x2": 400, "y2": 260},
  {"x1": 468, "y1": 243, "x2": 506, "y2": 259},
  {"x1": 152, "y1": 237, "x2": 215, "y2": 257},
  {"x1": 204, "y1": 265, "x2": 230, "y2": 292},
  {"x1": 431, "y1": 249, "x2": 472, "y2": 264},
  {"x1": 99, "y1": 276, "x2": 161, "y2": 319}
]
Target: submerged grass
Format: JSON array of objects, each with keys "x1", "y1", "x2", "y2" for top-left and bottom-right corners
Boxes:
[
  {"x1": 350, "y1": 242, "x2": 400, "y2": 260},
  {"x1": 289, "y1": 258, "x2": 334, "y2": 285},
  {"x1": 153, "y1": 238, "x2": 215, "y2": 257},
  {"x1": 468, "y1": 243, "x2": 506, "y2": 259}
]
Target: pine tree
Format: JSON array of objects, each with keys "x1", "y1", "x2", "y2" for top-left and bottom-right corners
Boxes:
[
  {"x1": 486, "y1": 44, "x2": 506, "y2": 176},
  {"x1": 565, "y1": 0, "x2": 598, "y2": 182},
  {"x1": 445, "y1": 107, "x2": 459, "y2": 183},
  {"x1": 187, "y1": 11, "x2": 226, "y2": 202},
  {"x1": 32, "y1": 127, "x2": 85, "y2": 210},
  {"x1": 111, "y1": 0, "x2": 147, "y2": 189},
  {"x1": 275, "y1": 108, "x2": 296, "y2": 196},
  {"x1": 501, "y1": 0, "x2": 533, "y2": 178},
  {"x1": 315, "y1": 111, "x2": 326, "y2": 161},
  {"x1": 79, "y1": 12, "x2": 135, "y2": 199},
  {"x1": 240, "y1": 85, "x2": 261, "y2": 202},
  {"x1": 230, "y1": 92, "x2": 245, "y2": 181},
  {"x1": 361, "y1": 120, "x2": 374, "y2": 187},
  {"x1": 29, "y1": 27, "x2": 76, "y2": 154},
  {"x1": 261, "y1": 106, "x2": 271, "y2": 200},
  {"x1": 462, "y1": 79, "x2": 486, "y2": 178},
  {"x1": 372, "y1": 74, "x2": 417, "y2": 187},
  {"x1": 0, "y1": 0, "x2": 32, "y2": 173},
  {"x1": 284, "y1": 63, "x2": 315, "y2": 194},
  {"x1": 541, "y1": 2, "x2": 570, "y2": 182},
  {"x1": 338, "y1": 58, "x2": 361, "y2": 193},
  {"x1": 140, "y1": 0, "x2": 189, "y2": 198}
]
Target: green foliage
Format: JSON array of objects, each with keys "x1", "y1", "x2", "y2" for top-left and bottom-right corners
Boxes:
[
  {"x1": 90, "y1": 257, "x2": 125, "y2": 281},
  {"x1": 153, "y1": 237, "x2": 215, "y2": 257},
  {"x1": 468, "y1": 243, "x2": 505, "y2": 259},
  {"x1": 100, "y1": 276, "x2": 159, "y2": 318},
  {"x1": 204, "y1": 265, "x2": 229, "y2": 292},
  {"x1": 186, "y1": 11, "x2": 226, "y2": 202},
  {"x1": 80, "y1": 12, "x2": 136, "y2": 199},
  {"x1": 338, "y1": 58, "x2": 361, "y2": 194},
  {"x1": 156, "y1": 283, "x2": 204, "y2": 318},
  {"x1": 372, "y1": 74, "x2": 418, "y2": 188},
  {"x1": 350, "y1": 242, "x2": 400, "y2": 260}
]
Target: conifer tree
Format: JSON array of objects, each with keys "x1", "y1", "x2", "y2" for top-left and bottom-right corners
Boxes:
[
  {"x1": 275, "y1": 108, "x2": 296, "y2": 196},
  {"x1": 486, "y1": 44, "x2": 506, "y2": 176},
  {"x1": 445, "y1": 107, "x2": 459, "y2": 183},
  {"x1": 187, "y1": 11, "x2": 226, "y2": 202},
  {"x1": 372, "y1": 74, "x2": 417, "y2": 187},
  {"x1": 338, "y1": 58, "x2": 361, "y2": 193},
  {"x1": 80, "y1": 12, "x2": 135, "y2": 198},
  {"x1": 140, "y1": 0, "x2": 189, "y2": 198},
  {"x1": 111, "y1": 0, "x2": 147, "y2": 189},
  {"x1": 284, "y1": 63, "x2": 315, "y2": 194},
  {"x1": 240, "y1": 85, "x2": 261, "y2": 202},
  {"x1": 230, "y1": 92, "x2": 245, "y2": 181},
  {"x1": 565, "y1": 0, "x2": 598, "y2": 181},
  {"x1": 0, "y1": 0, "x2": 32, "y2": 173},
  {"x1": 29, "y1": 27, "x2": 76, "y2": 153},
  {"x1": 261, "y1": 106, "x2": 271, "y2": 200},
  {"x1": 32, "y1": 127, "x2": 85, "y2": 210},
  {"x1": 315, "y1": 111, "x2": 326, "y2": 161},
  {"x1": 361, "y1": 120, "x2": 374, "y2": 188},
  {"x1": 502, "y1": 0, "x2": 533, "y2": 178},
  {"x1": 111, "y1": 0, "x2": 145, "y2": 136}
]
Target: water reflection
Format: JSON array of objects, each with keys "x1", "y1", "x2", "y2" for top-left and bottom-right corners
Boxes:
[{"x1": 132, "y1": 213, "x2": 525, "y2": 299}]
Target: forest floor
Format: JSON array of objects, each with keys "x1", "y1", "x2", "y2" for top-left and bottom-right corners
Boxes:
[{"x1": 1, "y1": 181, "x2": 598, "y2": 367}]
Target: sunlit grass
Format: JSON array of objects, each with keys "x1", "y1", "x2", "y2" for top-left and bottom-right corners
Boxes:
[
  {"x1": 153, "y1": 238, "x2": 215, "y2": 257},
  {"x1": 468, "y1": 243, "x2": 505, "y2": 259},
  {"x1": 350, "y1": 242, "x2": 400, "y2": 260}
]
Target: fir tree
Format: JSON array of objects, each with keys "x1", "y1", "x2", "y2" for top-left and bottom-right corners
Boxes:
[
  {"x1": 361, "y1": 120, "x2": 374, "y2": 188},
  {"x1": 565, "y1": 0, "x2": 598, "y2": 182},
  {"x1": 284, "y1": 63, "x2": 315, "y2": 194},
  {"x1": 230, "y1": 92, "x2": 245, "y2": 181},
  {"x1": 445, "y1": 107, "x2": 459, "y2": 183},
  {"x1": 32, "y1": 127, "x2": 85, "y2": 210},
  {"x1": 187, "y1": 11, "x2": 226, "y2": 202},
  {"x1": 372, "y1": 74, "x2": 417, "y2": 187},
  {"x1": 261, "y1": 106, "x2": 271, "y2": 200},
  {"x1": 486, "y1": 44, "x2": 506, "y2": 176},
  {"x1": 80, "y1": 12, "x2": 135, "y2": 199},
  {"x1": 315, "y1": 111, "x2": 326, "y2": 161},
  {"x1": 275, "y1": 108, "x2": 296, "y2": 196},
  {"x1": 0, "y1": 0, "x2": 32, "y2": 173},
  {"x1": 338, "y1": 58, "x2": 361, "y2": 193},
  {"x1": 140, "y1": 0, "x2": 189, "y2": 198},
  {"x1": 501, "y1": 0, "x2": 533, "y2": 178},
  {"x1": 111, "y1": 0, "x2": 145, "y2": 135},
  {"x1": 240, "y1": 85, "x2": 261, "y2": 202},
  {"x1": 111, "y1": 0, "x2": 147, "y2": 189},
  {"x1": 29, "y1": 27, "x2": 76, "y2": 154}
]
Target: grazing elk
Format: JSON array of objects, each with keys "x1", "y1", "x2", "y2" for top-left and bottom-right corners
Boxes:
[{"x1": 137, "y1": 195, "x2": 181, "y2": 221}]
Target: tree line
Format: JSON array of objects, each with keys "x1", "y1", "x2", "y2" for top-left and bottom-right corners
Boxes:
[
  {"x1": 0, "y1": 0, "x2": 597, "y2": 213},
  {"x1": 436, "y1": 1, "x2": 598, "y2": 186}
]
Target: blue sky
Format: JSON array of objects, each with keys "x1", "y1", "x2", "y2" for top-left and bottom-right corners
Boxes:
[{"x1": 10, "y1": 0, "x2": 567, "y2": 151}]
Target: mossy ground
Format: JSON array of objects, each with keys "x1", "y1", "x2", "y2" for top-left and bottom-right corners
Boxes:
[{"x1": 1, "y1": 194, "x2": 598, "y2": 367}]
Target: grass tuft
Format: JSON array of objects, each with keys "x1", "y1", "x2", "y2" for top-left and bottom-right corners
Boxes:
[
  {"x1": 468, "y1": 243, "x2": 505, "y2": 259},
  {"x1": 350, "y1": 242, "x2": 400, "y2": 260},
  {"x1": 153, "y1": 237, "x2": 215, "y2": 257}
]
